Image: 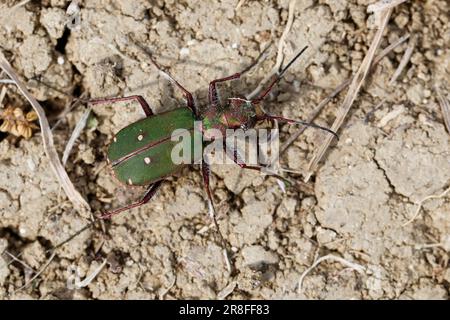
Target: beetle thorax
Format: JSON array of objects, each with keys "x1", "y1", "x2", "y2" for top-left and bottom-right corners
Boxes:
[{"x1": 201, "y1": 98, "x2": 260, "y2": 140}]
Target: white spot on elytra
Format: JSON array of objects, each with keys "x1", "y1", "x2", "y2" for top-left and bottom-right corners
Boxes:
[
  {"x1": 138, "y1": 134, "x2": 144, "y2": 141},
  {"x1": 113, "y1": 137, "x2": 117, "y2": 142},
  {"x1": 128, "y1": 178, "x2": 133, "y2": 185},
  {"x1": 144, "y1": 157, "x2": 151, "y2": 164}
]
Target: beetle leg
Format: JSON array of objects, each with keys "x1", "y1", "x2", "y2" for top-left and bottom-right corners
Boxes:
[
  {"x1": 223, "y1": 141, "x2": 292, "y2": 184},
  {"x1": 251, "y1": 46, "x2": 308, "y2": 104},
  {"x1": 208, "y1": 58, "x2": 264, "y2": 108},
  {"x1": 201, "y1": 161, "x2": 217, "y2": 220},
  {"x1": 201, "y1": 160, "x2": 231, "y2": 254},
  {"x1": 146, "y1": 56, "x2": 198, "y2": 117},
  {"x1": 100, "y1": 180, "x2": 163, "y2": 219},
  {"x1": 260, "y1": 114, "x2": 338, "y2": 140},
  {"x1": 89, "y1": 95, "x2": 153, "y2": 117},
  {"x1": 208, "y1": 45, "x2": 272, "y2": 108}
]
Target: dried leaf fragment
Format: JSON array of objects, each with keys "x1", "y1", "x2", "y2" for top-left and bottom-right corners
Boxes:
[{"x1": 0, "y1": 106, "x2": 39, "y2": 139}]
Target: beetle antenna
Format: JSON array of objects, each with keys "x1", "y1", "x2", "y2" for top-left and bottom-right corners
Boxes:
[{"x1": 251, "y1": 46, "x2": 308, "y2": 104}]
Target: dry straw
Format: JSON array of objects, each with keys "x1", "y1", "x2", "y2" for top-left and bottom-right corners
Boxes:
[
  {"x1": 0, "y1": 51, "x2": 90, "y2": 215},
  {"x1": 305, "y1": 8, "x2": 394, "y2": 180}
]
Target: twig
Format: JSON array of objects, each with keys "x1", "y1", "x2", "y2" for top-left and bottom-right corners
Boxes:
[
  {"x1": 217, "y1": 281, "x2": 237, "y2": 300},
  {"x1": 297, "y1": 254, "x2": 365, "y2": 293},
  {"x1": 246, "y1": 0, "x2": 297, "y2": 100},
  {"x1": 7, "y1": 221, "x2": 94, "y2": 294},
  {"x1": 0, "y1": 86, "x2": 7, "y2": 105},
  {"x1": 10, "y1": 0, "x2": 32, "y2": 10},
  {"x1": 305, "y1": 8, "x2": 393, "y2": 181},
  {"x1": 436, "y1": 90, "x2": 450, "y2": 135},
  {"x1": 235, "y1": 0, "x2": 246, "y2": 10},
  {"x1": 223, "y1": 248, "x2": 232, "y2": 274},
  {"x1": 0, "y1": 51, "x2": 90, "y2": 215},
  {"x1": 74, "y1": 259, "x2": 107, "y2": 288},
  {"x1": 403, "y1": 186, "x2": 450, "y2": 226},
  {"x1": 62, "y1": 106, "x2": 92, "y2": 166},
  {"x1": 368, "y1": 0, "x2": 409, "y2": 13},
  {"x1": 389, "y1": 36, "x2": 415, "y2": 85},
  {"x1": 0, "y1": 79, "x2": 15, "y2": 84},
  {"x1": 413, "y1": 243, "x2": 443, "y2": 250},
  {"x1": 3, "y1": 250, "x2": 36, "y2": 273},
  {"x1": 159, "y1": 275, "x2": 177, "y2": 299},
  {"x1": 377, "y1": 103, "x2": 404, "y2": 127},
  {"x1": 12, "y1": 251, "x2": 56, "y2": 294}
]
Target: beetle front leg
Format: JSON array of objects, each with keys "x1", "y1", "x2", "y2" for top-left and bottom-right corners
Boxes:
[
  {"x1": 100, "y1": 180, "x2": 163, "y2": 219},
  {"x1": 208, "y1": 45, "x2": 271, "y2": 108},
  {"x1": 89, "y1": 95, "x2": 154, "y2": 117},
  {"x1": 146, "y1": 55, "x2": 198, "y2": 117}
]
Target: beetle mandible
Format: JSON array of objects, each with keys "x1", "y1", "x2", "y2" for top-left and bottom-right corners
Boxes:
[{"x1": 90, "y1": 46, "x2": 337, "y2": 219}]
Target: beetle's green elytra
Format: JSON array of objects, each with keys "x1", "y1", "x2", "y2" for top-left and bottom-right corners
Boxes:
[{"x1": 108, "y1": 107, "x2": 197, "y2": 186}]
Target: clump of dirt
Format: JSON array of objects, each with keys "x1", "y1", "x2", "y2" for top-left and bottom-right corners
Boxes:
[{"x1": 0, "y1": 0, "x2": 449, "y2": 300}]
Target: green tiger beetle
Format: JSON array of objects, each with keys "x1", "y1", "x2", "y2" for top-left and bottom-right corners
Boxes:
[{"x1": 90, "y1": 46, "x2": 337, "y2": 219}]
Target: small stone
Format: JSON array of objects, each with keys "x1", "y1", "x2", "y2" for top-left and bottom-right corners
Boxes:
[
  {"x1": 80, "y1": 148, "x2": 96, "y2": 165},
  {"x1": 394, "y1": 12, "x2": 410, "y2": 29},
  {"x1": 40, "y1": 8, "x2": 67, "y2": 39},
  {"x1": 241, "y1": 245, "x2": 279, "y2": 267},
  {"x1": 316, "y1": 227, "x2": 337, "y2": 245}
]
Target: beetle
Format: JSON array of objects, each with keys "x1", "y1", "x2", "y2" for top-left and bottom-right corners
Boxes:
[{"x1": 90, "y1": 46, "x2": 337, "y2": 219}]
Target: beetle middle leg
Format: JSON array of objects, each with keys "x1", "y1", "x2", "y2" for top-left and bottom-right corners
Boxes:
[
  {"x1": 89, "y1": 95, "x2": 153, "y2": 117},
  {"x1": 100, "y1": 180, "x2": 163, "y2": 219}
]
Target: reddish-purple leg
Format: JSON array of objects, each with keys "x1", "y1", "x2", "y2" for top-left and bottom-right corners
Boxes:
[
  {"x1": 146, "y1": 55, "x2": 198, "y2": 117},
  {"x1": 208, "y1": 48, "x2": 269, "y2": 108},
  {"x1": 201, "y1": 160, "x2": 230, "y2": 254},
  {"x1": 89, "y1": 95, "x2": 154, "y2": 117},
  {"x1": 251, "y1": 46, "x2": 308, "y2": 104},
  {"x1": 100, "y1": 180, "x2": 163, "y2": 219},
  {"x1": 260, "y1": 115, "x2": 338, "y2": 139},
  {"x1": 223, "y1": 141, "x2": 291, "y2": 183}
]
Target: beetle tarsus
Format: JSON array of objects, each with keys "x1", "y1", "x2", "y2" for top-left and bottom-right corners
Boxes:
[
  {"x1": 251, "y1": 46, "x2": 308, "y2": 104},
  {"x1": 208, "y1": 49, "x2": 267, "y2": 109},
  {"x1": 99, "y1": 181, "x2": 163, "y2": 219},
  {"x1": 262, "y1": 115, "x2": 339, "y2": 140},
  {"x1": 89, "y1": 95, "x2": 154, "y2": 117}
]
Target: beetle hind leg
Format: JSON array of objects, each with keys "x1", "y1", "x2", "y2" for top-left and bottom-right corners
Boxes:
[
  {"x1": 201, "y1": 161, "x2": 232, "y2": 265},
  {"x1": 100, "y1": 181, "x2": 163, "y2": 219}
]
